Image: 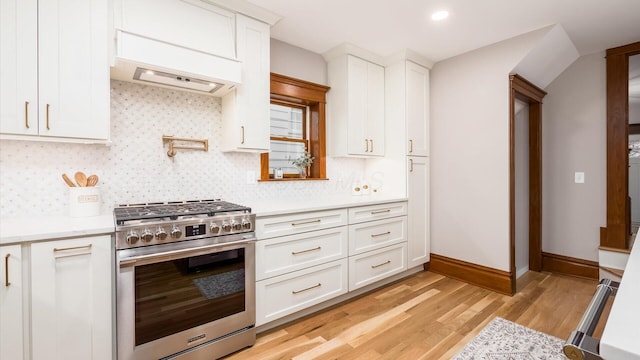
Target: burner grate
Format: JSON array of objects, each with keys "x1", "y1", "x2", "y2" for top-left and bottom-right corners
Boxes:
[{"x1": 114, "y1": 200, "x2": 251, "y2": 225}]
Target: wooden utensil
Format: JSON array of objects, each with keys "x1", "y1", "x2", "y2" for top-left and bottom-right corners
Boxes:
[
  {"x1": 86, "y1": 174, "x2": 99, "y2": 187},
  {"x1": 74, "y1": 171, "x2": 88, "y2": 187},
  {"x1": 62, "y1": 173, "x2": 76, "y2": 187}
]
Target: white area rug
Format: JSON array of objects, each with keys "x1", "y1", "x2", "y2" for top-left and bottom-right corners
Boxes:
[{"x1": 452, "y1": 317, "x2": 566, "y2": 360}]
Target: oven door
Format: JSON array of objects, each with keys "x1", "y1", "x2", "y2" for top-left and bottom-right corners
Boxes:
[{"x1": 116, "y1": 238, "x2": 255, "y2": 360}]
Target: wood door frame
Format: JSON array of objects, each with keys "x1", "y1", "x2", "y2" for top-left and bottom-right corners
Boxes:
[
  {"x1": 603, "y1": 42, "x2": 640, "y2": 250},
  {"x1": 509, "y1": 74, "x2": 547, "y2": 294}
]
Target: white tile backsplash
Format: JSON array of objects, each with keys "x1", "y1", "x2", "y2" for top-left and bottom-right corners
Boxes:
[{"x1": 0, "y1": 80, "x2": 366, "y2": 218}]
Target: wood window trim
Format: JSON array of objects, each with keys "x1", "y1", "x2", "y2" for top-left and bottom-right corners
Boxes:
[{"x1": 260, "y1": 73, "x2": 330, "y2": 181}]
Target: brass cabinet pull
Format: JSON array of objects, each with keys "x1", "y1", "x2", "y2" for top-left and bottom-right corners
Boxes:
[
  {"x1": 371, "y1": 231, "x2": 391, "y2": 238},
  {"x1": 291, "y1": 219, "x2": 321, "y2": 226},
  {"x1": 53, "y1": 244, "x2": 92, "y2": 259},
  {"x1": 4, "y1": 254, "x2": 10, "y2": 287},
  {"x1": 25, "y1": 101, "x2": 30, "y2": 128},
  {"x1": 370, "y1": 139, "x2": 374, "y2": 152},
  {"x1": 409, "y1": 158, "x2": 414, "y2": 172},
  {"x1": 364, "y1": 138, "x2": 369, "y2": 152},
  {"x1": 291, "y1": 246, "x2": 321, "y2": 255},
  {"x1": 241, "y1": 126, "x2": 245, "y2": 144},
  {"x1": 371, "y1": 260, "x2": 391, "y2": 269},
  {"x1": 370, "y1": 209, "x2": 391, "y2": 215},
  {"x1": 409, "y1": 139, "x2": 413, "y2": 153},
  {"x1": 46, "y1": 103, "x2": 50, "y2": 130},
  {"x1": 292, "y1": 283, "x2": 321, "y2": 294}
]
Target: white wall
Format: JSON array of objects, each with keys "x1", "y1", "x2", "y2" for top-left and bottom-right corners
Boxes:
[
  {"x1": 541, "y1": 51, "x2": 606, "y2": 262},
  {"x1": 270, "y1": 39, "x2": 327, "y2": 85},
  {"x1": 430, "y1": 28, "x2": 547, "y2": 271}
]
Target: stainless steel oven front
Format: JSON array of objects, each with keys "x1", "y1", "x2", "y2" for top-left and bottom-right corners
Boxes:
[{"x1": 116, "y1": 237, "x2": 255, "y2": 360}]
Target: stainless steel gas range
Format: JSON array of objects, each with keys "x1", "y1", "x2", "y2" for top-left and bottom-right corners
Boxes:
[{"x1": 114, "y1": 199, "x2": 256, "y2": 360}]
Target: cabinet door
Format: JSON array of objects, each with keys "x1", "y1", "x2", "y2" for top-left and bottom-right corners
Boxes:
[
  {"x1": 222, "y1": 15, "x2": 270, "y2": 152},
  {"x1": 38, "y1": 0, "x2": 110, "y2": 140},
  {"x1": 31, "y1": 236, "x2": 112, "y2": 360},
  {"x1": 346, "y1": 55, "x2": 385, "y2": 156},
  {"x1": 406, "y1": 61, "x2": 429, "y2": 156},
  {"x1": 0, "y1": 245, "x2": 24, "y2": 360},
  {"x1": 407, "y1": 156, "x2": 430, "y2": 267},
  {"x1": 0, "y1": 0, "x2": 38, "y2": 136},
  {"x1": 366, "y1": 61, "x2": 385, "y2": 156}
]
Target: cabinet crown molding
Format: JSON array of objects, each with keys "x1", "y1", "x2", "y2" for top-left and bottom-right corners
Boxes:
[
  {"x1": 322, "y1": 43, "x2": 385, "y2": 66},
  {"x1": 384, "y1": 49, "x2": 434, "y2": 69}
]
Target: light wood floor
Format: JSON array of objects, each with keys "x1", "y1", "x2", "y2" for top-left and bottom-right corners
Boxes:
[{"x1": 225, "y1": 270, "x2": 609, "y2": 359}]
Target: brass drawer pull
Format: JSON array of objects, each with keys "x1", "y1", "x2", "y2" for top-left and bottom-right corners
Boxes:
[
  {"x1": 4, "y1": 254, "x2": 10, "y2": 287},
  {"x1": 46, "y1": 103, "x2": 51, "y2": 130},
  {"x1": 370, "y1": 209, "x2": 391, "y2": 215},
  {"x1": 292, "y1": 283, "x2": 321, "y2": 294},
  {"x1": 291, "y1": 219, "x2": 321, "y2": 226},
  {"x1": 364, "y1": 138, "x2": 369, "y2": 152},
  {"x1": 371, "y1": 260, "x2": 391, "y2": 269},
  {"x1": 370, "y1": 139, "x2": 374, "y2": 152},
  {"x1": 25, "y1": 101, "x2": 30, "y2": 128},
  {"x1": 409, "y1": 139, "x2": 413, "y2": 153},
  {"x1": 371, "y1": 231, "x2": 391, "y2": 238},
  {"x1": 292, "y1": 246, "x2": 321, "y2": 255},
  {"x1": 53, "y1": 244, "x2": 92, "y2": 259},
  {"x1": 241, "y1": 126, "x2": 245, "y2": 144},
  {"x1": 409, "y1": 158, "x2": 414, "y2": 172}
]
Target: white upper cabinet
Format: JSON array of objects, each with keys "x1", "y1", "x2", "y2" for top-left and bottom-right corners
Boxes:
[
  {"x1": 221, "y1": 14, "x2": 271, "y2": 152},
  {"x1": 405, "y1": 61, "x2": 430, "y2": 156},
  {"x1": 385, "y1": 59, "x2": 430, "y2": 157},
  {"x1": 0, "y1": 0, "x2": 110, "y2": 141},
  {"x1": 326, "y1": 53, "x2": 385, "y2": 157}
]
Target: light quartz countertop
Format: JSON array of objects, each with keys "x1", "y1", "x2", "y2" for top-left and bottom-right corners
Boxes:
[
  {"x1": 0, "y1": 214, "x2": 115, "y2": 245},
  {"x1": 600, "y1": 233, "x2": 640, "y2": 360},
  {"x1": 244, "y1": 195, "x2": 408, "y2": 217},
  {"x1": 0, "y1": 196, "x2": 406, "y2": 244}
]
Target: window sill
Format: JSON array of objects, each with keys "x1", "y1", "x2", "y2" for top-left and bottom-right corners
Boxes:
[{"x1": 258, "y1": 178, "x2": 330, "y2": 182}]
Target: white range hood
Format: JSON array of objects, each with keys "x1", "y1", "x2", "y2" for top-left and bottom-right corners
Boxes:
[{"x1": 110, "y1": 30, "x2": 242, "y2": 96}]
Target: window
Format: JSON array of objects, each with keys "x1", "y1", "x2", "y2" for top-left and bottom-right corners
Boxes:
[{"x1": 260, "y1": 73, "x2": 330, "y2": 180}]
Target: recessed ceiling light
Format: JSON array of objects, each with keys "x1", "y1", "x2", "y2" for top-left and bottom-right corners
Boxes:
[{"x1": 431, "y1": 10, "x2": 449, "y2": 21}]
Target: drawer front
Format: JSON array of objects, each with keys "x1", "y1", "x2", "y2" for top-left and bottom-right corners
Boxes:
[
  {"x1": 256, "y1": 227, "x2": 348, "y2": 281},
  {"x1": 348, "y1": 243, "x2": 407, "y2": 291},
  {"x1": 348, "y1": 202, "x2": 408, "y2": 224},
  {"x1": 256, "y1": 209, "x2": 348, "y2": 239},
  {"x1": 349, "y1": 216, "x2": 407, "y2": 255},
  {"x1": 256, "y1": 259, "x2": 348, "y2": 326}
]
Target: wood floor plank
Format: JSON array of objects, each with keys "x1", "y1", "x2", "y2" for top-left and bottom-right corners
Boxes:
[{"x1": 225, "y1": 270, "x2": 601, "y2": 359}]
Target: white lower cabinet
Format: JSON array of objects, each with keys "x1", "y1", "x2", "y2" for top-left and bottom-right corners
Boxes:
[
  {"x1": 256, "y1": 259, "x2": 348, "y2": 326},
  {"x1": 30, "y1": 235, "x2": 112, "y2": 360},
  {"x1": 1, "y1": 244, "x2": 24, "y2": 360},
  {"x1": 407, "y1": 156, "x2": 430, "y2": 267},
  {"x1": 349, "y1": 243, "x2": 407, "y2": 290},
  {"x1": 255, "y1": 201, "x2": 411, "y2": 327},
  {"x1": 256, "y1": 226, "x2": 348, "y2": 281}
]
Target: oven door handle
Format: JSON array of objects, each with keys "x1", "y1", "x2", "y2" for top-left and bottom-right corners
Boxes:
[{"x1": 118, "y1": 239, "x2": 255, "y2": 268}]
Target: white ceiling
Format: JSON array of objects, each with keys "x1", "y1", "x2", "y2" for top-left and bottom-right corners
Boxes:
[{"x1": 246, "y1": 0, "x2": 640, "y2": 63}]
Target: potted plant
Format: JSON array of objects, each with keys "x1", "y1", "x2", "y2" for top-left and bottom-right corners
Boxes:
[{"x1": 290, "y1": 151, "x2": 314, "y2": 178}]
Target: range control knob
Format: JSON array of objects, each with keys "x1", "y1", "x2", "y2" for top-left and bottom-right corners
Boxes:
[
  {"x1": 241, "y1": 219, "x2": 251, "y2": 230},
  {"x1": 141, "y1": 229, "x2": 154, "y2": 242},
  {"x1": 232, "y1": 220, "x2": 241, "y2": 231},
  {"x1": 170, "y1": 225, "x2": 182, "y2": 239},
  {"x1": 221, "y1": 221, "x2": 231, "y2": 232},
  {"x1": 126, "y1": 230, "x2": 140, "y2": 244},
  {"x1": 210, "y1": 222, "x2": 220, "y2": 234},
  {"x1": 155, "y1": 227, "x2": 168, "y2": 241}
]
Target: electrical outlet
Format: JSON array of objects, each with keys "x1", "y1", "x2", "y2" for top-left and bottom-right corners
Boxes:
[{"x1": 575, "y1": 172, "x2": 585, "y2": 184}]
